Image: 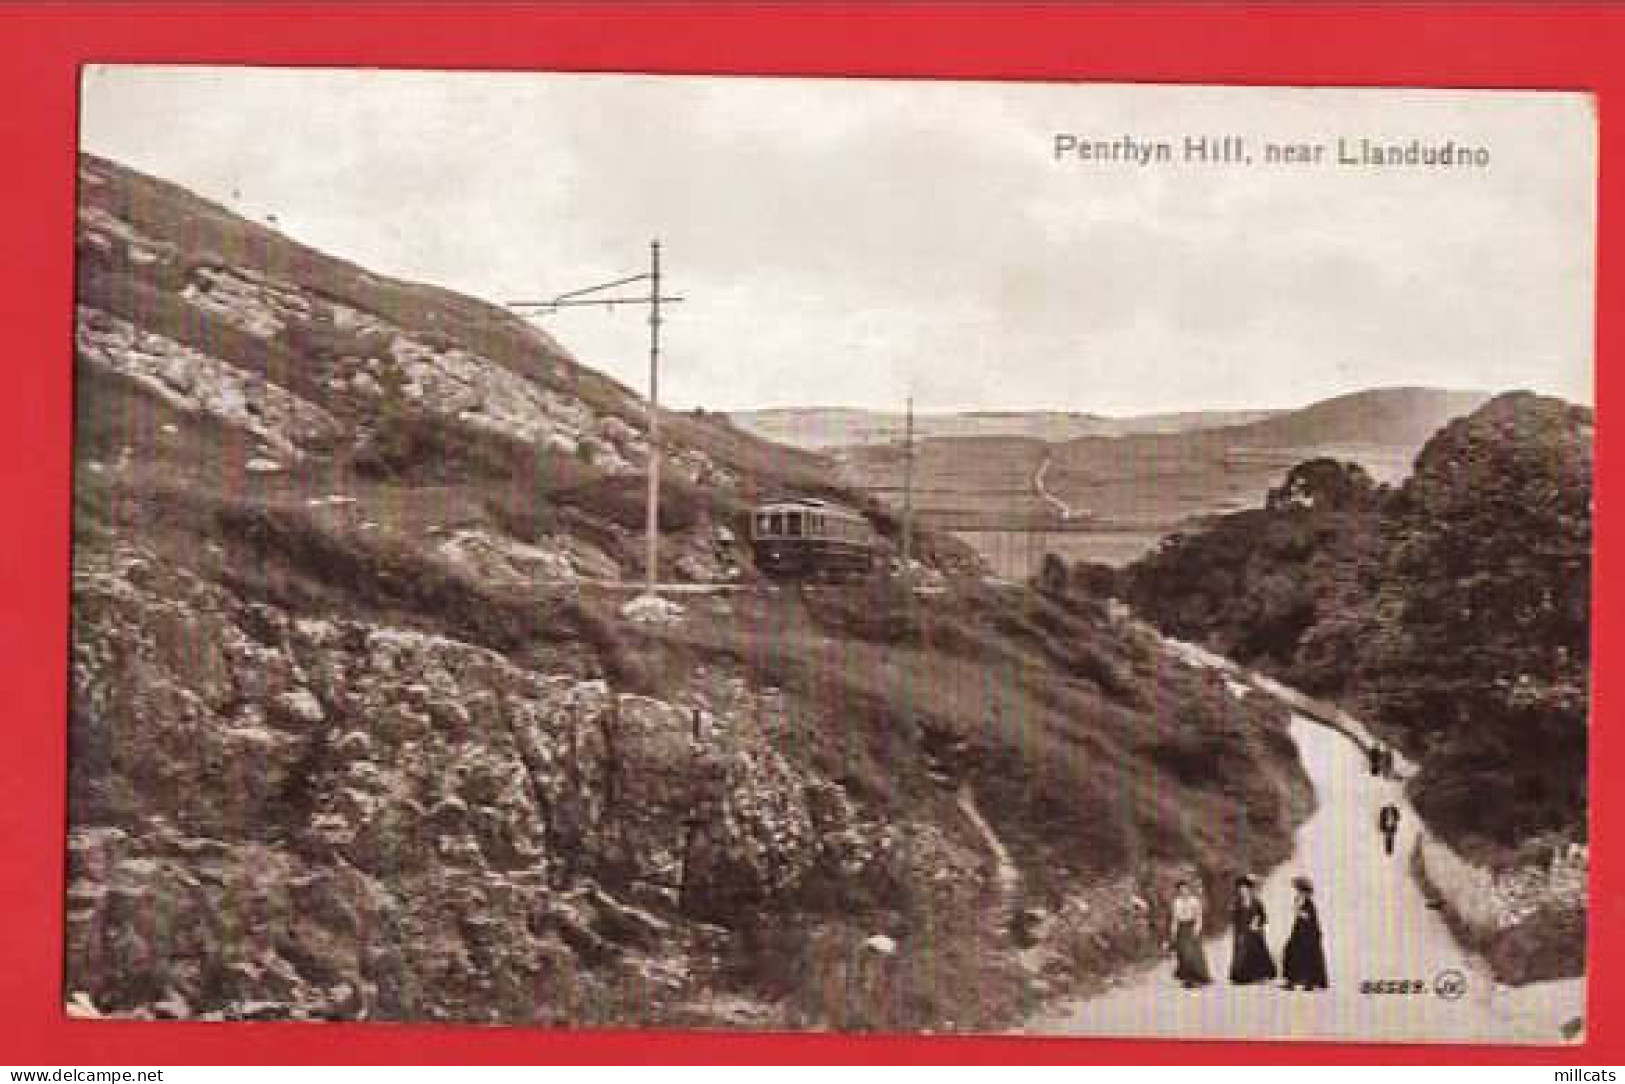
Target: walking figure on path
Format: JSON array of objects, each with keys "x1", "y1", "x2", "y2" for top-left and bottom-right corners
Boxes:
[
  {"x1": 1280, "y1": 876, "x2": 1330, "y2": 991},
  {"x1": 1379, "y1": 802, "x2": 1401, "y2": 856},
  {"x1": 1368, "y1": 742, "x2": 1386, "y2": 777},
  {"x1": 1228, "y1": 875, "x2": 1277, "y2": 985},
  {"x1": 1169, "y1": 879, "x2": 1212, "y2": 989}
]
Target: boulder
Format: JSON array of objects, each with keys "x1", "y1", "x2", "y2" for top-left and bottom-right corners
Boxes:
[{"x1": 621, "y1": 594, "x2": 685, "y2": 625}]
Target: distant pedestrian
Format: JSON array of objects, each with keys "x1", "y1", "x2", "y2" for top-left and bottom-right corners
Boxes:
[
  {"x1": 1280, "y1": 876, "x2": 1329, "y2": 991},
  {"x1": 1228, "y1": 876, "x2": 1277, "y2": 985},
  {"x1": 1368, "y1": 742, "x2": 1385, "y2": 777},
  {"x1": 1379, "y1": 803, "x2": 1401, "y2": 856},
  {"x1": 1168, "y1": 879, "x2": 1212, "y2": 989}
]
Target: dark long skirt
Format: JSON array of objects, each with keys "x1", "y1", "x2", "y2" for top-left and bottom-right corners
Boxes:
[
  {"x1": 1230, "y1": 931, "x2": 1277, "y2": 984},
  {"x1": 1282, "y1": 902, "x2": 1330, "y2": 990},
  {"x1": 1173, "y1": 920, "x2": 1211, "y2": 986},
  {"x1": 1229, "y1": 901, "x2": 1277, "y2": 984}
]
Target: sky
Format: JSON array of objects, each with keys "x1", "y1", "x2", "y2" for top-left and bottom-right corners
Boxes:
[{"x1": 80, "y1": 67, "x2": 1597, "y2": 415}]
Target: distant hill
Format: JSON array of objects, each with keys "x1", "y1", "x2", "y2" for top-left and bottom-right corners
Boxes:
[
  {"x1": 731, "y1": 390, "x2": 1486, "y2": 455},
  {"x1": 799, "y1": 385, "x2": 1488, "y2": 572},
  {"x1": 1043, "y1": 385, "x2": 1494, "y2": 521},
  {"x1": 729, "y1": 405, "x2": 1283, "y2": 449},
  {"x1": 1223, "y1": 387, "x2": 1494, "y2": 450},
  {"x1": 809, "y1": 387, "x2": 1493, "y2": 574}
]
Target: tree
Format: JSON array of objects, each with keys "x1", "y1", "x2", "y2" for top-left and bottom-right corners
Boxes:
[
  {"x1": 1266, "y1": 457, "x2": 1377, "y2": 513},
  {"x1": 1037, "y1": 552, "x2": 1070, "y2": 598},
  {"x1": 1122, "y1": 396, "x2": 1593, "y2": 853},
  {"x1": 1366, "y1": 394, "x2": 1591, "y2": 851}
]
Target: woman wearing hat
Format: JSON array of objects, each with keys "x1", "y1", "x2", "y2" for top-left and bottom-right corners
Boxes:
[
  {"x1": 1228, "y1": 875, "x2": 1277, "y2": 985},
  {"x1": 1281, "y1": 875, "x2": 1330, "y2": 991},
  {"x1": 1168, "y1": 879, "x2": 1212, "y2": 989}
]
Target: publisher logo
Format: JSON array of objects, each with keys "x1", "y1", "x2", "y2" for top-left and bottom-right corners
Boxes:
[{"x1": 1433, "y1": 968, "x2": 1467, "y2": 1001}]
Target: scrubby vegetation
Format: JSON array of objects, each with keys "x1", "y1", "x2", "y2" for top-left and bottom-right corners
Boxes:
[
  {"x1": 1116, "y1": 394, "x2": 1592, "y2": 865},
  {"x1": 1117, "y1": 457, "x2": 1387, "y2": 690},
  {"x1": 1412, "y1": 831, "x2": 1588, "y2": 986}
]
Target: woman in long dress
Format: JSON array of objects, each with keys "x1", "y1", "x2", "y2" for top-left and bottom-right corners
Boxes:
[
  {"x1": 1228, "y1": 876, "x2": 1278, "y2": 985},
  {"x1": 1169, "y1": 880, "x2": 1212, "y2": 989},
  {"x1": 1281, "y1": 876, "x2": 1330, "y2": 991}
]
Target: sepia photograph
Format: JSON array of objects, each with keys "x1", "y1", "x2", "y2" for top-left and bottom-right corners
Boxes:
[{"x1": 66, "y1": 67, "x2": 1594, "y2": 1043}]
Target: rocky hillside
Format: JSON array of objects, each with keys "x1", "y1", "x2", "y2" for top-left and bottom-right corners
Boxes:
[{"x1": 68, "y1": 153, "x2": 1312, "y2": 1030}]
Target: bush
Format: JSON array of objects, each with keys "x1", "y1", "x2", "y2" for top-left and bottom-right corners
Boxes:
[
  {"x1": 352, "y1": 397, "x2": 532, "y2": 485},
  {"x1": 1486, "y1": 903, "x2": 1587, "y2": 985},
  {"x1": 800, "y1": 576, "x2": 926, "y2": 646},
  {"x1": 1071, "y1": 560, "x2": 1124, "y2": 600},
  {"x1": 729, "y1": 905, "x2": 1030, "y2": 1033},
  {"x1": 278, "y1": 311, "x2": 393, "y2": 368},
  {"x1": 1036, "y1": 553, "x2": 1070, "y2": 597},
  {"x1": 1412, "y1": 831, "x2": 1586, "y2": 985},
  {"x1": 553, "y1": 471, "x2": 742, "y2": 534}
]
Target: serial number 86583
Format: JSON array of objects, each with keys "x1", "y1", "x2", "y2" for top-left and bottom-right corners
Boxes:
[{"x1": 1360, "y1": 979, "x2": 1427, "y2": 995}]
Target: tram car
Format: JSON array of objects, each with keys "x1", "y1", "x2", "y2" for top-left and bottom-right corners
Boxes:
[{"x1": 749, "y1": 497, "x2": 880, "y2": 578}]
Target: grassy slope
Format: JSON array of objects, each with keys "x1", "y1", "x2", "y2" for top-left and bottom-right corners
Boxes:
[{"x1": 622, "y1": 579, "x2": 1312, "y2": 897}]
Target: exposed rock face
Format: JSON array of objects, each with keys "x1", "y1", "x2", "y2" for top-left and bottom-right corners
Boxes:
[
  {"x1": 67, "y1": 543, "x2": 879, "y2": 1022},
  {"x1": 373, "y1": 329, "x2": 621, "y2": 460},
  {"x1": 77, "y1": 182, "x2": 730, "y2": 490},
  {"x1": 434, "y1": 528, "x2": 616, "y2": 587},
  {"x1": 79, "y1": 204, "x2": 177, "y2": 266},
  {"x1": 183, "y1": 266, "x2": 316, "y2": 340},
  {"x1": 76, "y1": 307, "x2": 344, "y2": 458}
]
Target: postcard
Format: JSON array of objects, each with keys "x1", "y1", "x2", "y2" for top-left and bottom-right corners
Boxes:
[{"x1": 66, "y1": 67, "x2": 1594, "y2": 1043}]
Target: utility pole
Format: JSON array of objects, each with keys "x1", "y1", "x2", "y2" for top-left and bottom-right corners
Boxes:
[
  {"x1": 508, "y1": 242, "x2": 683, "y2": 596},
  {"x1": 645, "y1": 241, "x2": 663, "y2": 597},
  {"x1": 900, "y1": 396, "x2": 915, "y2": 580}
]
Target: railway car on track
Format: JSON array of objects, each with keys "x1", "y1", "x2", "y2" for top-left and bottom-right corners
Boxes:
[{"x1": 749, "y1": 497, "x2": 880, "y2": 579}]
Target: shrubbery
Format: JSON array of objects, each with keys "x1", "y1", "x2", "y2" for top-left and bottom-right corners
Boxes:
[{"x1": 1121, "y1": 395, "x2": 1592, "y2": 858}]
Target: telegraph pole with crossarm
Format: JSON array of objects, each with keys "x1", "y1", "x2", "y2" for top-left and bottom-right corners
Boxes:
[
  {"x1": 508, "y1": 241, "x2": 684, "y2": 596},
  {"x1": 900, "y1": 395, "x2": 915, "y2": 580}
]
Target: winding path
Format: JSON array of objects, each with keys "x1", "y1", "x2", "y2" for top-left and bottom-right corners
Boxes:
[
  {"x1": 957, "y1": 783, "x2": 1023, "y2": 929},
  {"x1": 1032, "y1": 454, "x2": 1081, "y2": 522},
  {"x1": 1028, "y1": 713, "x2": 1585, "y2": 1044}
]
